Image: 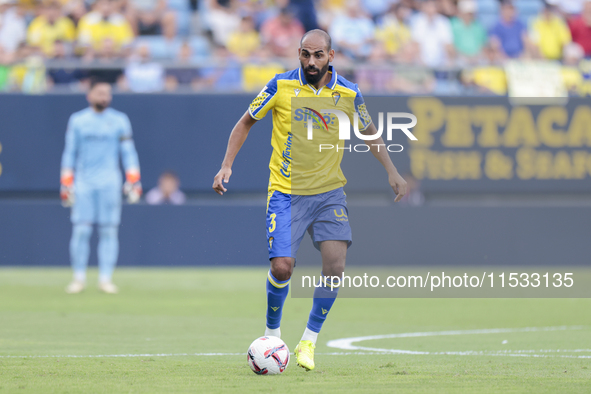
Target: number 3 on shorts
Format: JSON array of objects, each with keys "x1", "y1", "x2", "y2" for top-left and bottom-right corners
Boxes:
[{"x1": 268, "y1": 213, "x2": 277, "y2": 233}]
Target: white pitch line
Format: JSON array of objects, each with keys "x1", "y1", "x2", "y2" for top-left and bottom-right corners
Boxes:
[
  {"x1": 1, "y1": 350, "x2": 590, "y2": 360},
  {"x1": 0, "y1": 352, "x2": 396, "y2": 359},
  {"x1": 2, "y1": 326, "x2": 589, "y2": 360},
  {"x1": 327, "y1": 325, "x2": 591, "y2": 359},
  {"x1": 0, "y1": 353, "x2": 244, "y2": 359}
]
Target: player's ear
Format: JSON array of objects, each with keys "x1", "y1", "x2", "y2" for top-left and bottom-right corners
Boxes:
[{"x1": 328, "y1": 49, "x2": 335, "y2": 62}]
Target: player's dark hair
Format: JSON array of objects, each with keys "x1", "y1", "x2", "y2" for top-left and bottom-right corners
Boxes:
[
  {"x1": 160, "y1": 170, "x2": 179, "y2": 180},
  {"x1": 300, "y1": 29, "x2": 332, "y2": 52},
  {"x1": 89, "y1": 77, "x2": 111, "y2": 91}
]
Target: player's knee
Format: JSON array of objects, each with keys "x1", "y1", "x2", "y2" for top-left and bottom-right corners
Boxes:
[
  {"x1": 73, "y1": 224, "x2": 92, "y2": 240},
  {"x1": 270, "y1": 257, "x2": 293, "y2": 281},
  {"x1": 323, "y1": 263, "x2": 345, "y2": 278},
  {"x1": 98, "y1": 225, "x2": 118, "y2": 239}
]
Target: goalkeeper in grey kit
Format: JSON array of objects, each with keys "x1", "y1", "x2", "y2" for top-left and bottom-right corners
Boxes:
[{"x1": 60, "y1": 80, "x2": 142, "y2": 294}]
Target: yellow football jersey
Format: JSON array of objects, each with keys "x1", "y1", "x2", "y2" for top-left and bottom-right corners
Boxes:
[
  {"x1": 248, "y1": 66, "x2": 372, "y2": 195},
  {"x1": 77, "y1": 12, "x2": 134, "y2": 51},
  {"x1": 27, "y1": 16, "x2": 76, "y2": 56}
]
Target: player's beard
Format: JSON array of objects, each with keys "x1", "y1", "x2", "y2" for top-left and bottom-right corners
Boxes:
[
  {"x1": 93, "y1": 102, "x2": 109, "y2": 112},
  {"x1": 303, "y1": 62, "x2": 329, "y2": 85}
]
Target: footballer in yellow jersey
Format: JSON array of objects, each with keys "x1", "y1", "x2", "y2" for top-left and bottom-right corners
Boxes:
[{"x1": 213, "y1": 30, "x2": 407, "y2": 372}]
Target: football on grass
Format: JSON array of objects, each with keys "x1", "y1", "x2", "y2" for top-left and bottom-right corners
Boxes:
[{"x1": 247, "y1": 336, "x2": 290, "y2": 375}]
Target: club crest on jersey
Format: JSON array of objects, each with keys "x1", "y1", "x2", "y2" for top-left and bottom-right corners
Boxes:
[
  {"x1": 269, "y1": 236, "x2": 274, "y2": 249},
  {"x1": 294, "y1": 88, "x2": 301, "y2": 97},
  {"x1": 332, "y1": 91, "x2": 340, "y2": 106}
]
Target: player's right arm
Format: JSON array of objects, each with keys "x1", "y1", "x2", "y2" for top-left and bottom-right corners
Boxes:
[
  {"x1": 212, "y1": 112, "x2": 258, "y2": 195},
  {"x1": 60, "y1": 115, "x2": 78, "y2": 206},
  {"x1": 213, "y1": 77, "x2": 278, "y2": 195}
]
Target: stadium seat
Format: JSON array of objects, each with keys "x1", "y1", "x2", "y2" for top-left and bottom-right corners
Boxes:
[
  {"x1": 167, "y1": 0, "x2": 192, "y2": 36},
  {"x1": 135, "y1": 36, "x2": 183, "y2": 60},
  {"x1": 477, "y1": 0, "x2": 500, "y2": 14},
  {"x1": 189, "y1": 36, "x2": 211, "y2": 61},
  {"x1": 515, "y1": 0, "x2": 544, "y2": 22}
]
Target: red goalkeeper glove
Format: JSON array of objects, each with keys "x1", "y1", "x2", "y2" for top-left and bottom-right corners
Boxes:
[
  {"x1": 60, "y1": 169, "x2": 75, "y2": 207},
  {"x1": 123, "y1": 170, "x2": 142, "y2": 204}
]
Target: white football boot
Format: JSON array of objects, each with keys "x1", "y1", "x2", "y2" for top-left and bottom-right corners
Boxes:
[
  {"x1": 98, "y1": 281, "x2": 119, "y2": 294},
  {"x1": 65, "y1": 280, "x2": 86, "y2": 294}
]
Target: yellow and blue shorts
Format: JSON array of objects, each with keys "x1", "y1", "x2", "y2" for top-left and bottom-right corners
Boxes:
[{"x1": 266, "y1": 187, "x2": 352, "y2": 259}]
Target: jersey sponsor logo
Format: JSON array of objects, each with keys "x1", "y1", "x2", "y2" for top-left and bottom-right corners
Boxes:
[
  {"x1": 302, "y1": 107, "x2": 329, "y2": 132},
  {"x1": 294, "y1": 108, "x2": 338, "y2": 130},
  {"x1": 334, "y1": 209, "x2": 348, "y2": 222},
  {"x1": 280, "y1": 132, "x2": 293, "y2": 178}
]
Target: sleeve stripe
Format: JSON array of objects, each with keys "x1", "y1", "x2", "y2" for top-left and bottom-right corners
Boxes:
[
  {"x1": 248, "y1": 107, "x2": 261, "y2": 120},
  {"x1": 249, "y1": 92, "x2": 275, "y2": 117},
  {"x1": 358, "y1": 119, "x2": 372, "y2": 132}
]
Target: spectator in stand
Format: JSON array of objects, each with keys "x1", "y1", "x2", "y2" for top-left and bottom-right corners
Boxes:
[
  {"x1": 569, "y1": 0, "x2": 591, "y2": 57},
  {"x1": 146, "y1": 171, "x2": 186, "y2": 205},
  {"x1": 78, "y1": 0, "x2": 135, "y2": 56},
  {"x1": 451, "y1": 0, "x2": 487, "y2": 64},
  {"x1": 330, "y1": 0, "x2": 375, "y2": 61},
  {"x1": 121, "y1": 43, "x2": 164, "y2": 92},
  {"x1": 64, "y1": 0, "x2": 87, "y2": 27},
  {"x1": 87, "y1": 38, "x2": 125, "y2": 84},
  {"x1": 410, "y1": 0, "x2": 454, "y2": 67},
  {"x1": 557, "y1": 0, "x2": 585, "y2": 17},
  {"x1": 489, "y1": 1, "x2": 529, "y2": 58},
  {"x1": 374, "y1": 3, "x2": 412, "y2": 61},
  {"x1": 561, "y1": 42, "x2": 585, "y2": 94},
  {"x1": 289, "y1": 0, "x2": 319, "y2": 31},
  {"x1": 530, "y1": 1, "x2": 571, "y2": 60},
  {"x1": 241, "y1": 47, "x2": 285, "y2": 91},
  {"x1": 27, "y1": 1, "x2": 76, "y2": 58},
  {"x1": 206, "y1": 0, "x2": 240, "y2": 46},
  {"x1": 0, "y1": 53, "x2": 9, "y2": 90},
  {"x1": 361, "y1": 0, "x2": 397, "y2": 21},
  {"x1": 164, "y1": 41, "x2": 200, "y2": 91},
  {"x1": 47, "y1": 40, "x2": 88, "y2": 88},
  {"x1": 128, "y1": 0, "x2": 176, "y2": 36},
  {"x1": 226, "y1": 16, "x2": 260, "y2": 60},
  {"x1": 260, "y1": 7, "x2": 305, "y2": 58},
  {"x1": 316, "y1": 0, "x2": 345, "y2": 30},
  {"x1": 8, "y1": 45, "x2": 47, "y2": 93},
  {"x1": 195, "y1": 44, "x2": 241, "y2": 91},
  {"x1": 0, "y1": 0, "x2": 26, "y2": 60},
  {"x1": 140, "y1": 14, "x2": 181, "y2": 60}
]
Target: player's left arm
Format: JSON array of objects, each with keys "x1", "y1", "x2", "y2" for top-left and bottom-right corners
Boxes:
[
  {"x1": 360, "y1": 122, "x2": 407, "y2": 202},
  {"x1": 60, "y1": 115, "x2": 78, "y2": 207},
  {"x1": 119, "y1": 114, "x2": 142, "y2": 203}
]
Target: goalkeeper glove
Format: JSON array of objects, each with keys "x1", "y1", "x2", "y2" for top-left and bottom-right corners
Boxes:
[
  {"x1": 123, "y1": 170, "x2": 142, "y2": 204},
  {"x1": 60, "y1": 169, "x2": 75, "y2": 207}
]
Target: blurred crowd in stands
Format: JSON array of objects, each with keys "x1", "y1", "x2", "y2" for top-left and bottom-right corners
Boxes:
[{"x1": 0, "y1": 0, "x2": 591, "y2": 94}]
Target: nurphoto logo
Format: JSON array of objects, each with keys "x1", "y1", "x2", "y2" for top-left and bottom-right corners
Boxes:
[{"x1": 301, "y1": 108, "x2": 418, "y2": 153}]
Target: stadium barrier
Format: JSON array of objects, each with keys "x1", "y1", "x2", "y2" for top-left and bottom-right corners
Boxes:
[
  {"x1": 1, "y1": 202, "x2": 589, "y2": 267},
  {"x1": 1, "y1": 95, "x2": 591, "y2": 194}
]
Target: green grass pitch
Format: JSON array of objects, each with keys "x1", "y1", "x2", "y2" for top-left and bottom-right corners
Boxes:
[{"x1": 0, "y1": 267, "x2": 590, "y2": 393}]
